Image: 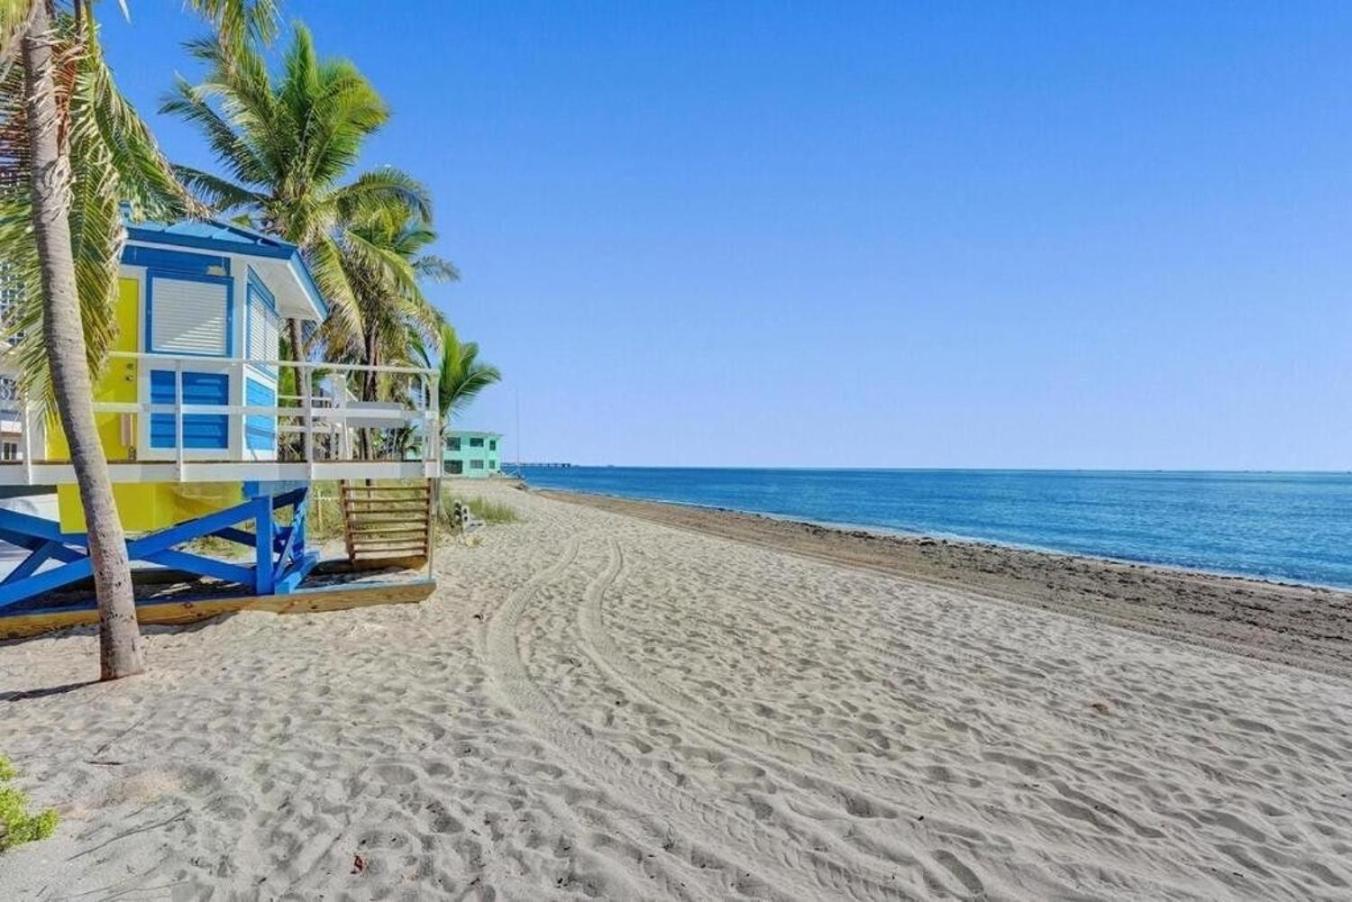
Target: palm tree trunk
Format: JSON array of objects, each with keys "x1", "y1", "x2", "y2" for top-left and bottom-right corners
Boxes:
[
  {"x1": 360, "y1": 329, "x2": 378, "y2": 462},
  {"x1": 22, "y1": 3, "x2": 143, "y2": 680},
  {"x1": 287, "y1": 317, "x2": 309, "y2": 459}
]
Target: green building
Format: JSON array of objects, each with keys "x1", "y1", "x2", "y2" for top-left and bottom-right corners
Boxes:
[{"x1": 444, "y1": 430, "x2": 503, "y2": 477}]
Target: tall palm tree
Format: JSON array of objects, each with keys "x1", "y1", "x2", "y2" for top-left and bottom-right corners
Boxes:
[
  {"x1": 420, "y1": 323, "x2": 501, "y2": 440},
  {"x1": 328, "y1": 206, "x2": 456, "y2": 460},
  {"x1": 0, "y1": 0, "x2": 275, "y2": 681},
  {"x1": 161, "y1": 24, "x2": 430, "y2": 375},
  {"x1": 343, "y1": 207, "x2": 456, "y2": 401}
]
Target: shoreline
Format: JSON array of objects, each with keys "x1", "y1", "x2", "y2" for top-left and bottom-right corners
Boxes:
[
  {"x1": 524, "y1": 483, "x2": 1346, "y2": 592},
  {"x1": 537, "y1": 485, "x2": 1352, "y2": 679}
]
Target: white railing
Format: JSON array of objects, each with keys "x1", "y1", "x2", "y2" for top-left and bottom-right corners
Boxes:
[{"x1": 3, "y1": 351, "x2": 443, "y2": 480}]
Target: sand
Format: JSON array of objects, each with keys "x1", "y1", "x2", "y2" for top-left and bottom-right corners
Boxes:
[
  {"x1": 1, "y1": 481, "x2": 1350, "y2": 900},
  {"x1": 543, "y1": 490, "x2": 1352, "y2": 680}
]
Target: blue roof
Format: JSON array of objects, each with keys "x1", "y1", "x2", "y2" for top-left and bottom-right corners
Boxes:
[
  {"x1": 126, "y1": 216, "x2": 297, "y2": 257},
  {"x1": 124, "y1": 214, "x2": 328, "y2": 316}
]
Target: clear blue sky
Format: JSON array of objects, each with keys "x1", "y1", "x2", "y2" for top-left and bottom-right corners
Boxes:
[{"x1": 101, "y1": 2, "x2": 1352, "y2": 469}]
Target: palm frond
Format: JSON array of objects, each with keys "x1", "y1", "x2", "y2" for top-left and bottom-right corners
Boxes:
[
  {"x1": 414, "y1": 253, "x2": 459, "y2": 282},
  {"x1": 76, "y1": 23, "x2": 203, "y2": 220},
  {"x1": 163, "y1": 16, "x2": 461, "y2": 394},
  {"x1": 172, "y1": 163, "x2": 261, "y2": 211},
  {"x1": 329, "y1": 167, "x2": 432, "y2": 224},
  {"x1": 435, "y1": 323, "x2": 501, "y2": 425},
  {"x1": 0, "y1": 0, "x2": 38, "y2": 82},
  {"x1": 0, "y1": 9, "x2": 196, "y2": 413},
  {"x1": 160, "y1": 75, "x2": 272, "y2": 188},
  {"x1": 340, "y1": 224, "x2": 421, "y2": 301},
  {"x1": 303, "y1": 234, "x2": 362, "y2": 350},
  {"x1": 0, "y1": 152, "x2": 123, "y2": 412},
  {"x1": 186, "y1": 0, "x2": 279, "y2": 50}
]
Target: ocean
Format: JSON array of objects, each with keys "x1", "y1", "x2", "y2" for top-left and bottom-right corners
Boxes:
[{"x1": 514, "y1": 467, "x2": 1352, "y2": 589}]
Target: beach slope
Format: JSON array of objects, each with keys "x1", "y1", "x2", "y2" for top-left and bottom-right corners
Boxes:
[{"x1": 1, "y1": 481, "x2": 1349, "y2": 899}]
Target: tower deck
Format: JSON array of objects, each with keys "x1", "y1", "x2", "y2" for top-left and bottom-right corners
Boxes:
[{"x1": 0, "y1": 351, "x2": 442, "y2": 487}]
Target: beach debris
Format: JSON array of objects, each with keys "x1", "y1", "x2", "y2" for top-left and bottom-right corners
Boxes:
[
  {"x1": 1090, "y1": 701, "x2": 1111, "y2": 715},
  {"x1": 351, "y1": 853, "x2": 366, "y2": 875}
]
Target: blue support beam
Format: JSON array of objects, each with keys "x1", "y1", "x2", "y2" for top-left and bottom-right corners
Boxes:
[
  {"x1": 0, "y1": 555, "x2": 93, "y2": 609},
  {"x1": 0, "y1": 530, "x2": 42, "y2": 553},
  {"x1": 254, "y1": 495, "x2": 275, "y2": 595},
  {"x1": 293, "y1": 498, "x2": 307, "y2": 556},
  {"x1": 144, "y1": 549, "x2": 254, "y2": 586},
  {"x1": 0, "y1": 509, "x2": 67, "y2": 543},
  {"x1": 276, "y1": 551, "x2": 318, "y2": 595},
  {"x1": 0, "y1": 487, "x2": 317, "y2": 612},
  {"x1": 209, "y1": 526, "x2": 258, "y2": 548},
  {"x1": 1, "y1": 540, "x2": 64, "y2": 586},
  {"x1": 273, "y1": 493, "x2": 309, "y2": 582},
  {"x1": 269, "y1": 487, "x2": 308, "y2": 510}
]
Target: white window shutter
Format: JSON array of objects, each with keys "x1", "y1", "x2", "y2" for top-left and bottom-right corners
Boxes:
[
  {"x1": 152, "y1": 278, "x2": 228, "y2": 355},
  {"x1": 248, "y1": 296, "x2": 279, "y2": 363},
  {"x1": 265, "y1": 310, "x2": 278, "y2": 360}
]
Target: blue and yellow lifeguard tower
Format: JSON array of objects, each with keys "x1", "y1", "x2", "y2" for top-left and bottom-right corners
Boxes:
[{"x1": 0, "y1": 218, "x2": 441, "y2": 637}]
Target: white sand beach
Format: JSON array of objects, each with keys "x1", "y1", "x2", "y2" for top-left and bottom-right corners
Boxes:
[{"x1": 2, "y1": 481, "x2": 1351, "y2": 900}]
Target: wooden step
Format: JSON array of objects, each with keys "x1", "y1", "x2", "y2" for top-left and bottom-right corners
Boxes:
[
  {"x1": 341, "y1": 498, "x2": 430, "y2": 507},
  {"x1": 346, "y1": 540, "x2": 426, "y2": 552},
  {"x1": 344, "y1": 521, "x2": 427, "y2": 532},
  {"x1": 340, "y1": 478, "x2": 435, "y2": 567},
  {"x1": 347, "y1": 538, "x2": 430, "y2": 549},
  {"x1": 348, "y1": 544, "x2": 429, "y2": 556},
  {"x1": 338, "y1": 486, "x2": 427, "y2": 494},
  {"x1": 349, "y1": 538, "x2": 428, "y2": 549},
  {"x1": 346, "y1": 524, "x2": 431, "y2": 537},
  {"x1": 340, "y1": 486, "x2": 430, "y2": 495}
]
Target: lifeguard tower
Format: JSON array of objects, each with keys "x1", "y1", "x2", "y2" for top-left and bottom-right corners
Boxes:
[{"x1": 0, "y1": 218, "x2": 441, "y2": 638}]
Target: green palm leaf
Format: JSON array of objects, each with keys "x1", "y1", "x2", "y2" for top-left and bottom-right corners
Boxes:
[
  {"x1": 436, "y1": 323, "x2": 502, "y2": 431},
  {"x1": 161, "y1": 22, "x2": 438, "y2": 361},
  {"x1": 0, "y1": 10, "x2": 197, "y2": 411}
]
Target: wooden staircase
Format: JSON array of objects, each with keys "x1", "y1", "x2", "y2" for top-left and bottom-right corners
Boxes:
[{"x1": 340, "y1": 480, "x2": 435, "y2": 568}]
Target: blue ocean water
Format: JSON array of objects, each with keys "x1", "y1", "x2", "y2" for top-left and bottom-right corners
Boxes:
[{"x1": 515, "y1": 467, "x2": 1352, "y2": 589}]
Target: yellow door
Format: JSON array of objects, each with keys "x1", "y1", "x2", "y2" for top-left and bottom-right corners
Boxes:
[
  {"x1": 101, "y1": 277, "x2": 141, "y2": 458},
  {"x1": 48, "y1": 277, "x2": 139, "y2": 461},
  {"x1": 56, "y1": 278, "x2": 140, "y2": 530}
]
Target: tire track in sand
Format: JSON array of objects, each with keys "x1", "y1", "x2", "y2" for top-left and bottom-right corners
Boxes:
[
  {"x1": 471, "y1": 536, "x2": 728, "y2": 901},
  {"x1": 575, "y1": 540, "x2": 1006, "y2": 899},
  {"x1": 483, "y1": 535, "x2": 921, "y2": 902},
  {"x1": 573, "y1": 540, "x2": 1254, "y2": 902}
]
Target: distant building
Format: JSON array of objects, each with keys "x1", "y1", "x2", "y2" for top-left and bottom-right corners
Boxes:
[
  {"x1": 0, "y1": 376, "x2": 20, "y2": 463},
  {"x1": 444, "y1": 430, "x2": 503, "y2": 477},
  {"x1": 0, "y1": 264, "x2": 23, "y2": 462}
]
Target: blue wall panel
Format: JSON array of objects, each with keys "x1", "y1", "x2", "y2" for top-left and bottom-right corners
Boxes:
[
  {"x1": 245, "y1": 378, "x2": 277, "y2": 451},
  {"x1": 122, "y1": 245, "x2": 229, "y2": 277},
  {"x1": 149, "y1": 369, "x2": 229, "y2": 450}
]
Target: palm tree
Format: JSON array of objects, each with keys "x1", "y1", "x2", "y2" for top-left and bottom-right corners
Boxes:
[
  {"x1": 336, "y1": 206, "x2": 456, "y2": 460},
  {"x1": 1, "y1": 0, "x2": 275, "y2": 681},
  {"x1": 421, "y1": 323, "x2": 501, "y2": 444},
  {"x1": 161, "y1": 25, "x2": 430, "y2": 384}
]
